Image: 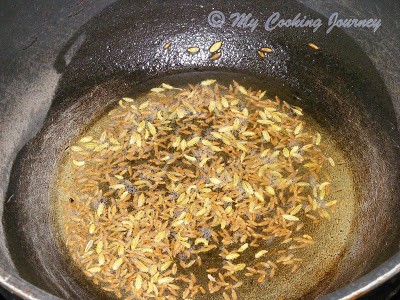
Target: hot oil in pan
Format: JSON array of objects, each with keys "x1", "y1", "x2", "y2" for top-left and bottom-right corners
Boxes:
[{"x1": 53, "y1": 80, "x2": 356, "y2": 300}]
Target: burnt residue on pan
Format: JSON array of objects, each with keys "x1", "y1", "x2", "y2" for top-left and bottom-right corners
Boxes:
[{"x1": 3, "y1": 0, "x2": 400, "y2": 299}]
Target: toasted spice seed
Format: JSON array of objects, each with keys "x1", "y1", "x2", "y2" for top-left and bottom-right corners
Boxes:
[
  {"x1": 79, "y1": 136, "x2": 93, "y2": 143},
  {"x1": 326, "y1": 200, "x2": 338, "y2": 207},
  {"x1": 71, "y1": 146, "x2": 83, "y2": 152},
  {"x1": 187, "y1": 136, "x2": 200, "y2": 147},
  {"x1": 134, "y1": 260, "x2": 149, "y2": 273},
  {"x1": 110, "y1": 184, "x2": 125, "y2": 189},
  {"x1": 161, "y1": 261, "x2": 173, "y2": 272},
  {"x1": 210, "y1": 178, "x2": 221, "y2": 185},
  {"x1": 265, "y1": 186, "x2": 275, "y2": 195},
  {"x1": 72, "y1": 160, "x2": 85, "y2": 167},
  {"x1": 118, "y1": 245, "x2": 125, "y2": 256},
  {"x1": 163, "y1": 41, "x2": 172, "y2": 49},
  {"x1": 254, "y1": 192, "x2": 265, "y2": 202},
  {"x1": 161, "y1": 83, "x2": 176, "y2": 90},
  {"x1": 210, "y1": 41, "x2": 223, "y2": 53},
  {"x1": 158, "y1": 277, "x2": 175, "y2": 284},
  {"x1": 187, "y1": 47, "x2": 200, "y2": 53},
  {"x1": 257, "y1": 50, "x2": 265, "y2": 59},
  {"x1": 283, "y1": 214, "x2": 300, "y2": 221},
  {"x1": 261, "y1": 47, "x2": 273, "y2": 53},
  {"x1": 308, "y1": 43, "x2": 320, "y2": 50},
  {"x1": 201, "y1": 79, "x2": 216, "y2": 86},
  {"x1": 238, "y1": 243, "x2": 249, "y2": 252},
  {"x1": 242, "y1": 181, "x2": 254, "y2": 195},
  {"x1": 85, "y1": 240, "x2": 93, "y2": 253},
  {"x1": 257, "y1": 274, "x2": 266, "y2": 283},
  {"x1": 290, "y1": 205, "x2": 303, "y2": 216},
  {"x1": 292, "y1": 108, "x2": 303, "y2": 116},
  {"x1": 135, "y1": 274, "x2": 143, "y2": 290},
  {"x1": 96, "y1": 241, "x2": 103, "y2": 254},
  {"x1": 237, "y1": 86, "x2": 248, "y2": 95},
  {"x1": 316, "y1": 132, "x2": 322, "y2": 145},
  {"x1": 154, "y1": 231, "x2": 167, "y2": 243},
  {"x1": 255, "y1": 250, "x2": 268, "y2": 258},
  {"x1": 88, "y1": 267, "x2": 101, "y2": 273},
  {"x1": 89, "y1": 224, "x2": 95, "y2": 234},
  {"x1": 262, "y1": 131, "x2": 271, "y2": 142},
  {"x1": 209, "y1": 52, "x2": 222, "y2": 60},
  {"x1": 138, "y1": 193, "x2": 145, "y2": 207},
  {"x1": 139, "y1": 101, "x2": 149, "y2": 110},
  {"x1": 122, "y1": 97, "x2": 134, "y2": 103},
  {"x1": 223, "y1": 291, "x2": 230, "y2": 300},
  {"x1": 151, "y1": 87, "x2": 165, "y2": 93},
  {"x1": 207, "y1": 268, "x2": 219, "y2": 273},
  {"x1": 294, "y1": 123, "x2": 303, "y2": 135},
  {"x1": 98, "y1": 253, "x2": 105, "y2": 265},
  {"x1": 236, "y1": 142, "x2": 248, "y2": 152},
  {"x1": 221, "y1": 97, "x2": 229, "y2": 108},
  {"x1": 97, "y1": 203, "x2": 104, "y2": 217},
  {"x1": 232, "y1": 289, "x2": 238, "y2": 300},
  {"x1": 147, "y1": 122, "x2": 157, "y2": 136},
  {"x1": 226, "y1": 253, "x2": 240, "y2": 260},
  {"x1": 283, "y1": 148, "x2": 290, "y2": 158},
  {"x1": 219, "y1": 126, "x2": 233, "y2": 133}
]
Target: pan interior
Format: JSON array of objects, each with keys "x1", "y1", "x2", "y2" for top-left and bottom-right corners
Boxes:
[
  {"x1": 3, "y1": 66, "x2": 400, "y2": 300},
  {"x1": 51, "y1": 76, "x2": 357, "y2": 300}
]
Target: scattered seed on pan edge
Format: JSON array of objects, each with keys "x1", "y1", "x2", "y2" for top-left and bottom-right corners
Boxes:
[
  {"x1": 209, "y1": 51, "x2": 222, "y2": 61},
  {"x1": 209, "y1": 41, "x2": 223, "y2": 53},
  {"x1": 257, "y1": 50, "x2": 266, "y2": 59},
  {"x1": 187, "y1": 46, "x2": 200, "y2": 53},
  {"x1": 260, "y1": 47, "x2": 273, "y2": 53},
  {"x1": 308, "y1": 43, "x2": 320, "y2": 50},
  {"x1": 61, "y1": 80, "x2": 338, "y2": 300},
  {"x1": 163, "y1": 41, "x2": 172, "y2": 49}
]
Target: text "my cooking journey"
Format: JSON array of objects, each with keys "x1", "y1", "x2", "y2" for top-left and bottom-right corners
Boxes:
[{"x1": 207, "y1": 11, "x2": 382, "y2": 33}]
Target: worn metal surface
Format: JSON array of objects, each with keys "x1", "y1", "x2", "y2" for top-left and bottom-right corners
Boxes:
[
  {"x1": 0, "y1": 1, "x2": 115, "y2": 299},
  {"x1": 299, "y1": 1, "x2": 400, "y2": 298}
]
